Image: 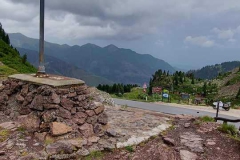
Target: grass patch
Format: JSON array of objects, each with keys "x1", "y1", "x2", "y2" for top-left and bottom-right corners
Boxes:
[
  {"x1": 125, "y1": 145, "x2": 134, "y2": 152},
  {"x1": 44, "y1": 136, "x2": 54, "y2": 145},
  {"x1": 199, "y1": 116, "x2": 215, "y2": 122},
  {"x1": 17, "y1": 126, "x2": 26, "y2": 133},
  {"x1": 218, "y1": 123, "x2": 238, "y2": 136},
  {"x1": 0, "y1": 129, "x2": 10, "y2": 142},
  {"x1": 0, "y1": 65, "x2": 18, "y2": 76},
  {"x1": 84, "y1": 151, "x2": 103, "y2": 160}
]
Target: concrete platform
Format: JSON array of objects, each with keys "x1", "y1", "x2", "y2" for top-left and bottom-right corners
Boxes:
[{"x1": 9, "y1": 74, "x2": 85, "y2": 87}]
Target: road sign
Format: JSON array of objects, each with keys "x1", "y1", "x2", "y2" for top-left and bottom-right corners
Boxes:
[
  {"x1": 163, "y1": 93, "x2": 169, "y2": 98},
  {"x1": 152, "y1": 87, "x2": 162, "y2": 94}
]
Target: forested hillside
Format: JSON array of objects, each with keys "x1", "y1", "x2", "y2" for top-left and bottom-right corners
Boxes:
[
  {"x1": 188, "y1": 61, "x2": 240, "y2": 80},
  {"x1": 0, "y1": 23, "x2": 36, "y2": 76}
]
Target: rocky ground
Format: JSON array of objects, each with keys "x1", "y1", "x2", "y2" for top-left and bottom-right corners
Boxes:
[
  {"x1": 1, "y1": 104, "x2": 240, "y2": 160},
  {"x1": 100, "y1": 115, "x2": 240, "y2": 160}
]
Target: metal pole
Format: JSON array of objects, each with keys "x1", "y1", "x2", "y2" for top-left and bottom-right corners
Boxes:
[
  {"x1": 216, "y1": 101, "x2": 220, "y2": 120},
  {"x1": 38, "y1": 0, "x2": 45, "y2": 74}
]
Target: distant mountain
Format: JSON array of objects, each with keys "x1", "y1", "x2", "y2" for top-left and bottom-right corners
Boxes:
[
  {"x1": 17, "y1": 47, "x2": 113, "y2": 86},
  {"x1": 9, "y1": 33, "x2": 175, "y2": 84},
  {"x1": 188, "y1": 61, "x2": 240, "y2": 79}
]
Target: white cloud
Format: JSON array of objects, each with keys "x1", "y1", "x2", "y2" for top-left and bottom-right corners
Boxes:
[
  {"x1": 213, "y1": 28, "x2": 234, "y2": 39},
  {"x1": 185, "y1": 36, "x2": 215, "y2": 47}
]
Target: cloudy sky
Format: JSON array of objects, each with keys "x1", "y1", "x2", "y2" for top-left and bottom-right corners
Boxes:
[{"x1": 1, "y1": 0, "x2": 240, "y2": 70}]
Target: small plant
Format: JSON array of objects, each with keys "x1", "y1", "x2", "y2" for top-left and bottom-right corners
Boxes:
[
  {"x1": 125, "y1": 145, "x2": 134, "y2": 152},
  {"x1": 199, "y1": 116, "x2": 215, "y2": 122},
  {"x1": 17, "y1": 126, "x2": 26, "y2": 133},
  {"x1": 84, "y1": 151, "x2": 103, "y2": 160},
  {"x1": 44, "y1": 136, "x2": 54, "y2": 145},
  {"x1": 218, "y1": 123, "x2": 238, "y2": 136},
  {"x1": 121, "y1": 104, "x2": 128, "y2": 109},
  {"x1": 0, "y1": 129, "x2": 10, "y2": 142}
]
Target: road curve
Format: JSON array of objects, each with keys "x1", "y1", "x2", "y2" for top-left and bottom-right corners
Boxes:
[{"x1": 113, "y1": 98, "x2": 240, "y2": 128}]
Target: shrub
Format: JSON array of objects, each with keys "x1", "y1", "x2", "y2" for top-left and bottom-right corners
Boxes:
[{"x1": 218, "y1": 123, "x2": 238, "y2": 136}]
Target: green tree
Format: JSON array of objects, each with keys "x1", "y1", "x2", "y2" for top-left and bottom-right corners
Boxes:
[{"x1": 22, "y1": 54, "x2": 27, "y2": 64}]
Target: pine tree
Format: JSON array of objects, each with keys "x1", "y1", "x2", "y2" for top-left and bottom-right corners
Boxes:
[{"x1": 22, "y1": 54, "x2": 27, "y2": 64}]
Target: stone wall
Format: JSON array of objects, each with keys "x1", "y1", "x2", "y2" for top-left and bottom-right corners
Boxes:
[{"x1": 0, "y1": 78, "x2": 108, "y2": 139}]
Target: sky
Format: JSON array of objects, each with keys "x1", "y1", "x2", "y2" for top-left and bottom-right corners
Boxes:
[{"x1": 1, "y1": 0, "x2": 240, "y2": 70}]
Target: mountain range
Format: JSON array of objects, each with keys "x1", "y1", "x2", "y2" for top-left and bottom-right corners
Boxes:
[
  {"x1": 188, "y1": 61, "x2": 240, "y2": 80},
  {"x1": 9, "y1": 33, "x2": 175, "y2": 85}
]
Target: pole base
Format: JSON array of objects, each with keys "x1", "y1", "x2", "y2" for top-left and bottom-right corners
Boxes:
[{"x1": 35, "y1": 72, "x2": 49, "y2": 78}]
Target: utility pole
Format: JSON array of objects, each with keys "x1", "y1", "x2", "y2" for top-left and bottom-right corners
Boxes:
[{"x1": 36, "y1": 0, "x2": 47, "y2": 77}]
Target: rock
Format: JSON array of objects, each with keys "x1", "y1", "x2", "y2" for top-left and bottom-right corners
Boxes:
[
  {"x1": 86, "y1": 110, "x2": 95, "y2": 117},
  {"x1": 98, "y1": 113, "x2": 108, "y2": 125},
  {"x1": 68, "y1": 92, "x2": 77, "y2": 98},
  {"x1": 78, "y1": 95, "x2": 86, "y2": 101},
  {"x1": 19, "y1": 106, "x2": 31, "y2": 115},
  {"x1": 57, "y1": 107, "x2": 71, "y2": 119},
  {"x1": 46, "y1": 142, "x2": 74, "y2": 155},
  {"x1": 184, "y1": 123, "x2": 191, "y2": 128},
  {"x1": 88, "y1": 136, "x2": 100, "y2": 143},
  {"x1": 86, "y1": 116, "x2": 98, "y2": 125},
  {"x1": 16, "y1": 94, "x2": 25, "y2": 103},
  {"x1": 163, "y1": 137, "x2": 175, "y2": 146},
  {"x1": 50, "y1": 122, "x2": 72, "y2": 136},
  {"x1": 93, "y1": 124, "x2": 104, "y2": 135},
  {"x1": 34, "y1": 132, "x2": 47, "y2": 141},
  {"x1": 71, "y1": 107, "x2": 77, "y2": 115},
  {"x1": 0, "y1": 150, "x2": 5, "y2": 156},
  {"x1": 94, "y1": 105, "x2": 105, "y2": 115},
  {"x1": 30, "y1": 95, "x2": 44, "y2": 111},
  {"x1": 43, "y1": 104, "x2": 59, "y2": 110},
  {"x1": 21, "y1": 84, "x2": 28, "y2": 96},
  {"x1": 0, "y1": 121, "x2": 17, "y2": 130},
  {"x1": 73, "y1": 112, "x2": 87, "y2": 125},
  {"x1": 51, "y1": 93, "x2": 60, "y2": 104},
  {"x1": 42, "y1": 110, "x2": 56, "y2": 123},
  {"x1": 61, "y1": 97, "x2": 74, "y2": 111},
  {"x1": 58, "y1": 139, "x2": 87, "y2": 148},
  {"x1": 79, "y1": 123, "x2": 94, "y2": 138},
  {"x1": 18, "y1": 113, "x2": 40, "y2": 132},
  {"x1": 206, "y1": 139, "x2": 216, "y2": 146},
  {"x1": 98, "y1": 139, "x2": 115, "y2": 149},
  {"x1": 180, "y1": 132, "x2": 203, "y2": 153},
  {"x1": 180, "y1": 150, "x2": 198, "y2": 160},
  {"x1": 76, "y1": 147, "x2": 89, "y2": 156},
  {"x1": 106, "y1": 129, "x2": 117, "y2": 137}
]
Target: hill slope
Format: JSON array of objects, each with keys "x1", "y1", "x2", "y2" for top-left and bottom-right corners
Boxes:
[
  {"x1": 9, "y1": 33, "x2": 175, "y2": 84},
  {"x1": 0, "y1": 40, "x2": 36, "y2": 76},
  {"x1": 188, "y1": 61, "x2": 240, "y2": 80},
  {"x1": 17, "y1": 47, "x2": 113, "y2": 86}
]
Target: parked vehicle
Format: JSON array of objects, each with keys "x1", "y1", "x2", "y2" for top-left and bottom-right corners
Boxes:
[{"x1": 212, "y1": 101, "x2": 231, "y2": 111}]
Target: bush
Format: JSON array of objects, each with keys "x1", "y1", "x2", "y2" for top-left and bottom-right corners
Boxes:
[
  {"x1": 218, "y1": 123, "x2": 238, "y2": 136},
  {"x1": 200, "y1": 116, "x2": 215, "y2": 122},
  {"x1": 125, "y1": 146, "x2": 134, "y2": 152}
]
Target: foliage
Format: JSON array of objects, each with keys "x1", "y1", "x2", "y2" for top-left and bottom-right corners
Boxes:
[
  {"x1": 125, "y1": 146, "x2": 134, "y2": 152},
  {"x1": 0, "y1": 23, "x2": 37, "y2": 75},
  {"x1": 218, "y1": 123, "x2": 238, "y2": 136},
  {"x1": 199, "y1": 116, "x2": 215, "y2": 122},
  {"x1": 188, "y1": 61, "x2": 240, "y2": 80},
  {"x1": 0, "y1": 23, "x2": 10, "y2": 45},
  {"x1": 0, "y1": 64, "x2": 18, "y2": 76},
  {"x1": 97, "y1": 83, "x2": 138, "y2": 95},
  {"x1": 0, "y1": 128, "x2": 10, "y2": 142},
  {"x1": 0, "y1": 40, "x2": 36, "y2": 73},
  {"x1": 84, "y1": 151, "x2": 103, "y2": 160}
]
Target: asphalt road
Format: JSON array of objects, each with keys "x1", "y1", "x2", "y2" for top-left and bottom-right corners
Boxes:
[{"x1": 113, "y1": 98, "x2": 240, "y2": 128}]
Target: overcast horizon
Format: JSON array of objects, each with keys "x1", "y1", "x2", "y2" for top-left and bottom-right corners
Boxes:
[{"x1": 1, "y1": 0, "x2": 240, "y2": 70}]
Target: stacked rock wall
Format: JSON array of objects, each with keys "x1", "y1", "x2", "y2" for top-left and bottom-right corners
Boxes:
[{"x1": 0, "y1": 78, "x2": 107, "y2": 139}]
